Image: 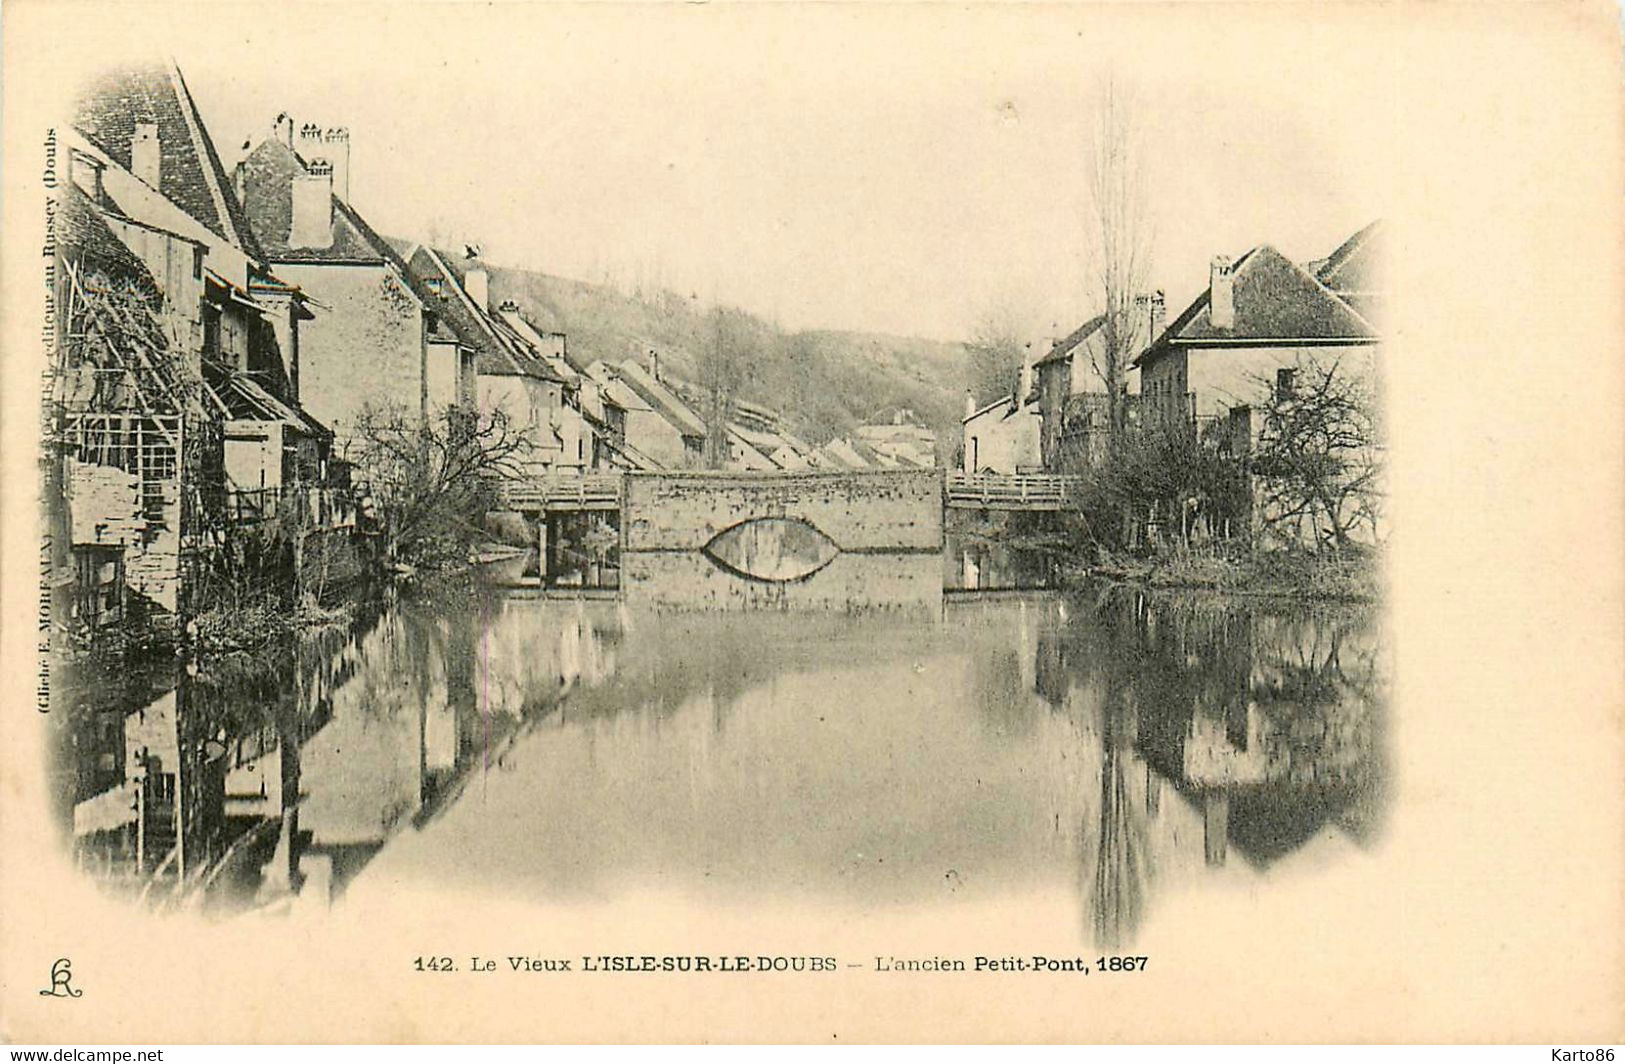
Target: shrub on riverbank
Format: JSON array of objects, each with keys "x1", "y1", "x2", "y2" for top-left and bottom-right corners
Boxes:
[
  {"x1": 191, "y1": 599, "x2": 353, "y2": 655},
  {"x1": 1064, "y1": 545, "x2": 1380, "y2": 602}
]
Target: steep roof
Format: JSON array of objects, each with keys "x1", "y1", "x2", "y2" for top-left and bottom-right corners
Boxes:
[
  {"x1": 1134, "y1": 244, "x2": 1376, "y2": 367},
  {"x1": 73, "y1": 62, "x2": 263, "y2": 261},
  {"x1": 236, "y1": 137, "x2": 394, "y2": 264},
  {"x1": 616, "y1": 361, "x2": 707, "y2": 439},
  {"x1": 584, "y1": 362, "x2": 653, "y2": 413},
  {"x1": 57, "y1": 183, "x2": 159, "y2": 293},
  {"x1": 1033, "y1": 314, "x2": 1106, "y2": 368},
  {"x1": 404, "y1": 247, "x2": 563, "y2": 382},
  {"x1": 1315, "y1": 220, "x2": 1383, "y2": 324}
]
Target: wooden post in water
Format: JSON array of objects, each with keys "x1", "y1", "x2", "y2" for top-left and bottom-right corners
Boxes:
[
  {"x1": 536, "y1": 511, "x2": 548, "y2": 587},
  {"x1": 1203, "y1": 790, "x2": 1229, "y2": 866}
]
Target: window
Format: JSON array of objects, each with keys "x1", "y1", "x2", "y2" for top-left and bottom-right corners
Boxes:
[
  {"x1": 1276, "y1": 367, "x2": 1297, "y2": 399},
  {"x1": 202, "y1": 306, "x2": 221, "y2": 359}
]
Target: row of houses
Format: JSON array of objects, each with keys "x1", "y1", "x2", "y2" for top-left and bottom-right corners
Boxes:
[
  {"x1": 961, "y1": 221, "x2": 1383, "y2": 476},
  {"x1": 52, "y1": 61, "x2": 946, "y2": 633}
]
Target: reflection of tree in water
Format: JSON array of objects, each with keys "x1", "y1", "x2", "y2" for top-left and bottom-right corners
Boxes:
[
  {"x1": 1027, "y1": 584, "x2": 1388, "y2": 948},
  {"x1": 1092, "y1": 670, "x2": 1148, "y2": 950}
]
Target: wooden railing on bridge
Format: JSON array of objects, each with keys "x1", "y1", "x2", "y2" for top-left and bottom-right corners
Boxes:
[
  {"x1": 945, "y1": 472, "x2": 1078, "y2": 510},
  {"x1": 499, "y1": 473, "x2": 623, "y2": 512}
]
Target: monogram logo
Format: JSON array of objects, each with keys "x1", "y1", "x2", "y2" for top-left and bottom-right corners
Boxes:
[{"x1": 38, "y1": 957, "x2": 82, "y2": 998}]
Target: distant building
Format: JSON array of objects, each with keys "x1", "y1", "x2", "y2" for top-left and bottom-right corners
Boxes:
[
  {"x1": 961, "y1": 360, "x2": 1040, "y2": 475},
  {"x1": 614, "y1": 357, "x2": 706, "y2": 468},
  {"x1": 583, "y1": 361, "x2": 667, "y2": 470},
  {"x1": 961, "y1": 393, "x2": 1041, "y2": 475},
  {"x1": 1032, "y1": 293, "x2": 1162, "y2": 471},
  {"x1": 853, "y1": 409, "x2": 937, "y2": 469},
  {"x1": 811, "y1": 435, "x2": 890, "y2": 471},
  {"x1": 1134, "y1": 223, "x2": 1385, "y2": 546}
]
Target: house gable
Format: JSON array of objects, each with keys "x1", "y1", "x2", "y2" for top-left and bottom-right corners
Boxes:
[
  {"x1": 238, "y1": 138, "x2": 393, "y2": 265},
  {"x1": 73, "y1": 63, "x2": 263, "y2": 261},
  {"x1": 1136, "y1": 244, "x2": 1375, "y2": 372}
]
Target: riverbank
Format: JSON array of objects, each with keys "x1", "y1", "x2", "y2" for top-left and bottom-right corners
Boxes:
[{"x1": 1070, "y1": 547, "x2": 1382, "y2": 602}]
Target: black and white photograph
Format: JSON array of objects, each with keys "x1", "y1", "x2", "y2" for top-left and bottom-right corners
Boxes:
[{"x1": 1, "y1": 0, "x2": 1620, "y2": 1047}]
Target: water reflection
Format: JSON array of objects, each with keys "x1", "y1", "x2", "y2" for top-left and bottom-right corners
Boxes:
[
  {"x1": 55, "y1": 584, "x2": 1387, "y2": 944},
  {"x1": 944, "y1": 531, "x2": 1054, "y2": 591}
]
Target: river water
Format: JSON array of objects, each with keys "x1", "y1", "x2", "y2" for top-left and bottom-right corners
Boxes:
[{"x1": 56, "y1": 572, "x2": 1388, "y2": 949}]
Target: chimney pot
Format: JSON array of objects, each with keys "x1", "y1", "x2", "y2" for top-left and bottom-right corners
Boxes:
[
  {"x1": 131, "y1": 122, "x2": 161, "y2": 188},
  {"x1": 296, "y1": 121, "x2": 350, "y2": 201},
  {"x1": 1210, "y1": 256, "x2": 1236, "y2": 330}
]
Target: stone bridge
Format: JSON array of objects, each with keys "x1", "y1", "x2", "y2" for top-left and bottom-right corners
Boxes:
[{"x1": 495, "y1": 468, "x2": 1073, "y2": 607}]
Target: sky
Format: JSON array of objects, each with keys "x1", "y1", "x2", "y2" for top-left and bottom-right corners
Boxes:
[{"x1": 55, "y1": 4, "x2": 1390, "y2": 343}]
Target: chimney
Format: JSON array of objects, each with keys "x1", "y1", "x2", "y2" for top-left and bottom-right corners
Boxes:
[
  {"x1": 1210, "y1": 256, "x2": 1236, "y2": 331},
  {"x1": 1018, "y1": 349, "x2": 1035, "y2": 404},
  {"x1": 964, "y1": 390, "x2": 976, "y2": 419},
  {"x1": 290, "y1": 162, "x2": 334, "y2": 249},
  {"x1": 324, "y1": 127, "x2": 350, "y2": 201},
  {"x1": 464, "y1": 263, "x2": 489, "y2": 311},
  {"x1": 1150, "y1": 289, "x2": 1166, "y2": 341},
  {"x1": 296, "y1": 123, "x2": 351, "y2": 201},
  {"x1": 131, "y1": 121, "x2": 161, "y2": 188},
  {"x1": 649, "y1": 350, "x2": 661, "y2": 383}
]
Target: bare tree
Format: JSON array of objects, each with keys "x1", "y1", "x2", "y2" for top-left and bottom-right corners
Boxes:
[
  {"x1": 1249, "y1": 354, "x2": 1383, "y2": 552},
  {"x1": 349, "y1": 403, "x2": 530, "y2": 566},
  {"x1": 966, "y1": 305, "x2": 1028, "y2": 407},
  {"x1": 696, "y1": 306, "x2": 754, "y2": 469},
  {"x1": 1083, "y1": 77, "x2": 1153, "y2": 457}
]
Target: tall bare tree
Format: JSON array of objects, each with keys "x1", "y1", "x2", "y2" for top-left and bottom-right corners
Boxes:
[
  {"x1": 1083, "y1": 77, "x2": 1153, "y2": 457},
  {"x1": 966, "y1": 305, "x2": 1029, "y2": 407},
  {"x1": 696, "y1": 306, "x2": 755, "y2": 469}
]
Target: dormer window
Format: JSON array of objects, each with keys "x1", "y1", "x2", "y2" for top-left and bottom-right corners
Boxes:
[
  {"x1": 69, "y1": 149, "x2": 105, "y2": 200},
  {"x1": 425, "y1": 276, "x2": 444, "y2": 297}
]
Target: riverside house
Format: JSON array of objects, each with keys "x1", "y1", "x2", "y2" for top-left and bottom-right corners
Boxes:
[
  {"x1": 1133, "y1": 222, "x2": 1385, "y2": 545},
  {"x1": 960, "y1": 352, "x2": 1041, "y2": 475},
  {"x1": 56, "y1": 62, "x2": 336, "y2": 630},
  {"x1": 1132, "y1": 226, "x2": 1381, "y2": 436},
  {"x1": 1031, "y1": 292, "x2": 1162, "y2": 471},
  {"x1": 403, "y1": 246, "x2": 585, "y2": 477},
  {"x1": 235, "y1": 120, "x2": 478, "y2": 450}
]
